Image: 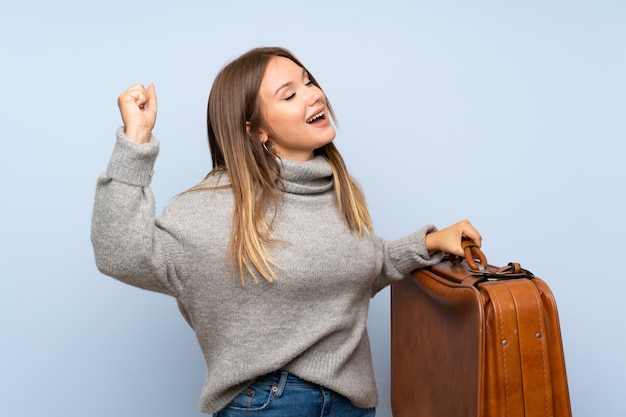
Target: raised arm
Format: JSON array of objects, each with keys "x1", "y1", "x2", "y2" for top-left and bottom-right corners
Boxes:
[{"x1": 91, "y1": 84, "x2": 181, "y2": 296}]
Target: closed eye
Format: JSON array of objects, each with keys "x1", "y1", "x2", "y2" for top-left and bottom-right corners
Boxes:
[{"x1": 283, "y1": 74, "x2": 313, "y2": 100}]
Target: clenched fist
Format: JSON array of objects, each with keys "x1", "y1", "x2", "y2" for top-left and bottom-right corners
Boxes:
[{"x1": 117, "y1": 83, "x2": 157, "y2": 145}]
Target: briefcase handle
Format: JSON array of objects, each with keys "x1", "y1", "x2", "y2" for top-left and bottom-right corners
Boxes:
[
  {"x1": 453, "y1": 240, "x2": 534, "y2": 281},
  {"x1": 460, "y1": 239, "x2": 487, "y2": 271}
]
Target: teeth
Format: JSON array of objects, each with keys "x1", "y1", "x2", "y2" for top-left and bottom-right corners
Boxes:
[{"x1": 306, "y1": 111, "x2": 324, "y2": 123}]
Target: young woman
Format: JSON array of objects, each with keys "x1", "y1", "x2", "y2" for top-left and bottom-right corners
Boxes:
[{"x1": 92, "y1": 46, "x2": 481, "y2": 416}]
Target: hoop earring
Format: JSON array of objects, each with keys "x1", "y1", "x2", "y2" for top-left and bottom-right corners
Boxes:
[{"x1": 262, "y1": 141, "x2": 275, "y2": 155}]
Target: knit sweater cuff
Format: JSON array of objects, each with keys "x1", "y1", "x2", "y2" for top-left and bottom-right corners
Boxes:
[
  {"x1": 105, "y1": 126, "x2": 160, "y2": 186},
  {"x1": 388, "y1": 224, "x2": 444, "y2": 275}
]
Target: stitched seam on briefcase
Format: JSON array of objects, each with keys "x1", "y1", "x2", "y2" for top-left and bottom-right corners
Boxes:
[
  {"x1": 491, "y1": 288, "x2": 511, "y2": 417},
  {"x1": 529, "y1": 282, "x2": 551, "y2": 417}
]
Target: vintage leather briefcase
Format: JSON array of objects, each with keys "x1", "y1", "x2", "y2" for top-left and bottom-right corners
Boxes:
[{"x1": 391, "y1": 241, "x2": 572, "y2": 417}]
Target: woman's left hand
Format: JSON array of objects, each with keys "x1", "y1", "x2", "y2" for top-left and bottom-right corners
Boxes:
[{"x1": 425, "y1": 219, "x2": 482, "y2": 257}]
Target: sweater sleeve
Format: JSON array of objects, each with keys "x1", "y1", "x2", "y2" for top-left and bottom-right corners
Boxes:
[
  {"x1": 90, "y1": 127, "x2": 182, "y2": 297},
  {"x1": 371, "y1": 224, "x2": 444, "y2": 295}
]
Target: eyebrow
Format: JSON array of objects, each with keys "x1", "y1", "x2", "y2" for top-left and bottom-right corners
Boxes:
[{"x1": 274, "y1": 67, "x2": 308, "y2": 97}]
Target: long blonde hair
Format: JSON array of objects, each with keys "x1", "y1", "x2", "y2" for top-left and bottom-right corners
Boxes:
[{"x1": 190, "y1": 47, "x2": 372, "y2": 284}]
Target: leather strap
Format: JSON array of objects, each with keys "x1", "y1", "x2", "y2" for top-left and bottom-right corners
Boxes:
[
  {"x1": 461, "y1": 239, "x2": 487, "y2": 271},
  {"x1": 480, "y1": 279, "x2": 554, "y2": 416}
]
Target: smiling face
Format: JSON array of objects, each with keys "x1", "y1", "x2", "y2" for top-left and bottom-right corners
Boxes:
[{"x1": 255, "y1": 56, "x2": 336, "y2": 162}]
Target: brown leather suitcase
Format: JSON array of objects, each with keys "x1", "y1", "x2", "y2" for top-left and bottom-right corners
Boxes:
[{"x1": 391, "y1": 242, "x2": 572, "y2": 417}]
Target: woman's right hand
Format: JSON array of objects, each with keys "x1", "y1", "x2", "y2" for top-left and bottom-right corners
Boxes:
[{"x1": 117, "y1": 83, "x2": 157, "y2": 145}]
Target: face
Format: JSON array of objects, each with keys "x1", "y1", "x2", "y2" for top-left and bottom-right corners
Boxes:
[{"x1": 255, "y1": 56, "x2": 336, "y2": 162}]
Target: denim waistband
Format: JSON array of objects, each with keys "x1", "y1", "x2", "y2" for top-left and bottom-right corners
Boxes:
[
  {"x1": 220, "y1": 371, "x2": 376, "y2": 416},
  {"x1": 253, "y1": 371, "x2": 317, "y2": 395}
]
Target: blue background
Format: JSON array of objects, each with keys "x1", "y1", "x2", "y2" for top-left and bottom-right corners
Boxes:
[{"x1": 1, "y1": 1, "x2": 624, "y2": 416}]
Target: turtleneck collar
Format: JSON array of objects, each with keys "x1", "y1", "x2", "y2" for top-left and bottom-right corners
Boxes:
[{"x1": 278, "y1": 155, "x2": 334, "y2": 195}]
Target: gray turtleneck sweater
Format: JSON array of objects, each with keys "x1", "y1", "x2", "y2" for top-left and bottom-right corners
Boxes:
[{"x1": 91, "y1": 128, "x2": 443, "y2": 414}]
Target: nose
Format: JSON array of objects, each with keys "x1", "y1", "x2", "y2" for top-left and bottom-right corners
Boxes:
[{"x1": 306, "y1": 85, "x2": 324, "y2": 106}]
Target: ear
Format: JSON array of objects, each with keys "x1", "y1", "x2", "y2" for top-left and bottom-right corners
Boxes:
[{"x1": 245, "y1": 121, "x2": 269, "y2": 143}]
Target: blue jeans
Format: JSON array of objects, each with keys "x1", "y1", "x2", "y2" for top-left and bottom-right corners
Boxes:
[{"x1": 214, "y1": 371, "x2": 376, "y2": 416}]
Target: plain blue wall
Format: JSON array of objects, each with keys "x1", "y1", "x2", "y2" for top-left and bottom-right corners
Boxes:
[{"x1": 1, "y1": 1, "x2": 625, "y2": 416}]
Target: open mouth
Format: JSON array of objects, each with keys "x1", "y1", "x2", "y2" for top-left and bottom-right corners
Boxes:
[{"x1": 306, "y1": 111, "x2": 326, "y2": 124}]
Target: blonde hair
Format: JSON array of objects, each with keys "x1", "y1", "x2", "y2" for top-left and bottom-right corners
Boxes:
[{"x1": 189, "y1": 47, "x2": 372, "y2": 284}]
